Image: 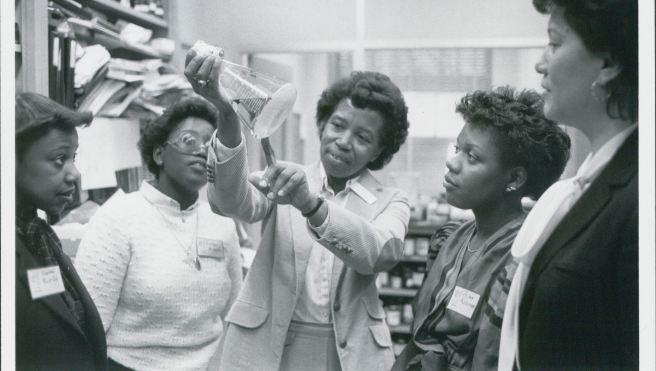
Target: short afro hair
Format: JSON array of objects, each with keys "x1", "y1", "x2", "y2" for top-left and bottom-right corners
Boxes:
[
  {"x1": 316, "y1": 71, "x2": 409, "y2": 170},
  {"x1": 139, "y1": 96, "x2": 219, "y2": 177},
  {"x1": 533, "y1": 0, "x2": 637, "y2": 122},
  {"x1": 456, "y1": 86, "x2": 571, "y2": 200}
]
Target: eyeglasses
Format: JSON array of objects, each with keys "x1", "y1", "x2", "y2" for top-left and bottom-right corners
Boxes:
[{"x1": 165, "y1": 130, "x2": 211, "y2": 155}]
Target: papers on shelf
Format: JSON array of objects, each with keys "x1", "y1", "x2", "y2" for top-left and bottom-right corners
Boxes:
[
  {"x1": 74, "y1": 44, "x2": 111, "y2": 89},
  {"x1": 77, "y1": 79, "x2": 127, "y2": 115},
  {"x1": 100, "y1": 86, "x2": 143, "y2": 117},
  {"x1": 118, "y1": 21, "x2": 153, "y2": 45},
  {"x1": 141, "y1": 74, "x2": 192, "y2": 98}
]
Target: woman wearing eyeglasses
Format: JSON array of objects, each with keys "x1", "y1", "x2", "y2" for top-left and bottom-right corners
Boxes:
[{"x1": 75, "y1": 96, "x2": 243, "y2": 371}]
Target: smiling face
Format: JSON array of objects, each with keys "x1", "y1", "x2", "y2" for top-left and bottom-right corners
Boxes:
[
  {"x1": 156, "y1": 117, "x2": 214, "y2": 196},
  {"x1": 443, "y1": 123, "x2": 511, "y2": 211},
  {"x1": 16, "y1": 127, "x2": 80, "y2": 215},
  {"x1": 319, "y1": 99, "x2": 384, "y2": 183},
  {"x1": 535, "y1": 6, "x2": 605, "y2": 127}
]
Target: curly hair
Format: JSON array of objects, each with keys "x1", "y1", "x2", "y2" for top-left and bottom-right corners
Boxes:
[
  {"x1": 315, "y1": 71, "x2": 409, "y2": 170},
  {"x1": 456, "y1": 86, "x2": 571, "y2": 200},
  {"x1": 533, "y1": 0, "x2": 637, "y2": 122},
  {"x1": 139, "y1": 96, "x2": 219, "y2": 177}
]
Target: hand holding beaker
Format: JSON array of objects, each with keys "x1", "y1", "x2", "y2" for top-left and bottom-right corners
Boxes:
[
  {"x1": 184, "y1": 46, "x2": 235, "y2": 117},
  {"x1": 184, "y1": 41, "x2": 298, "y2": 167}
]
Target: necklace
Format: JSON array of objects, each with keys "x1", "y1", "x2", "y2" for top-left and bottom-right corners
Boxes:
[{"x1": 142, "y1": 193, "x2": 202, "y2": 271}]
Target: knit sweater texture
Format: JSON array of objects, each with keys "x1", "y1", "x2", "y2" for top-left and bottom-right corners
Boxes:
[{"x1": 75, "y1": 182, "x2": 242, "y2": 371}]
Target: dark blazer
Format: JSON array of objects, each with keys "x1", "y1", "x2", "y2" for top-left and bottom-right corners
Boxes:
[
  {"x1": 517, "y1": 130, "x2": 638, "y2": 370},
  {"x1": 16, "y1": 234, "x2": 108, "y2": 371}
]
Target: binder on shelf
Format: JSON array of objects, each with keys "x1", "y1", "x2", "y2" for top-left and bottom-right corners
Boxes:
[{"x1": 49, "y1": 23, "x2": 77, "y2": 108}]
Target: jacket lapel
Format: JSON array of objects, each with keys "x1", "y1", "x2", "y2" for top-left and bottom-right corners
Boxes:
[
  {"x1": 15, "y1": 237, "x2": 86, "y2": 338},
  {"x1": 330, "y1": 170, "x2": 388, "y2": 301},
  {"x1": 527, "y1": 130, "x2": 638, "y2": 281}
]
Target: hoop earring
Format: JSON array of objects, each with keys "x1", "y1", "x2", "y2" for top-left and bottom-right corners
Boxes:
[{"x1": 505, "y1": 185, "x2": 516, "y2": 192}]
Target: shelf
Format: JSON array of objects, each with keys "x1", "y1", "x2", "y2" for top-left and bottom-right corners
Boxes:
[
  {"x1": 74, "y1": 30, "x2": 164, "y2": 60},
  {"x1": 379, "y1": 287, "x2": 418, "y2": 298},
  {"x1": 389, "y1": 324, "x2": 412, "y2": 335},
  {"x1": 398, "y1": 255, "x2": 428, "y2": 263},
  {"x1": 80, "y1": 0, "x2": 168, "y2": 30},
  {"x1": 407, "y1": 222, "x2": 441, "y2": 237}
]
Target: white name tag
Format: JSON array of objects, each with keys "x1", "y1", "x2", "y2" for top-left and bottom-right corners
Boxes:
[
  {"x1": 27, "y1": 266, "x2": 65, "y2": 300},
  {"x1": 350, "y1": 182, "x2": 377, "y2": 204},
  {"x1": 198, "y1": 238, "x2": 225, "y2": 259},
  {"x1": 446, "y1": 286, "x2": 480, "y2": 319}
]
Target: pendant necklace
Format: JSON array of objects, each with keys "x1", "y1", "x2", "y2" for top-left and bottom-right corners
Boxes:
[{"x1": 143, "y1": 193, "x2": 202, "y2": 271}]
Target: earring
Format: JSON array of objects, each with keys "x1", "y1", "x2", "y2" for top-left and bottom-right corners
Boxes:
[
  {"x1": 590, "y1": 81, "x2": 609, "y2": 103},
  {"x1": 505, "y1": 185, "x2": 516, "y2": 192}
]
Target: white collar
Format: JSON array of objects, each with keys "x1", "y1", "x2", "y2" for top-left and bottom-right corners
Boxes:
[
  {"x1": 577, "y1": 123, "x2": 637, "y2": 183},
  {"x1": 140, "y1": 180, "x2": 200, "y2": 213},
  {"x1": 318, "y1": 163, "x2": 378, "y2": 204}
]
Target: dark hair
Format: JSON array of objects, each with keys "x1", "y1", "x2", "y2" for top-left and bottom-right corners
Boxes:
[
  {"x1": 15, "y1": 92, "x2": 92, "y2": 161},
  {"x1": 139, "y1": 96, "x2": 219, "y2": 177},
  {"x1": 456, "y1": 86, "x2": 571, "y2": 199},
  {"x1": 16, "y1": 122, "x2": 77, "y2": 161},
  {"x1": 316, "y1": 71, "x2": 409, "y2": 170},
  {"x1": 533, "y1": 0, "x2": 637, "y2": 122}
]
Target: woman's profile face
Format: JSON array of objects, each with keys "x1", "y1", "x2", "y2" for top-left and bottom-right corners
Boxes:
[
  {"x1": 535, "y1": 6, "x2": 604, "y2": 127},
  {"x1": 319, "y1": 99, "x2": 384, "y2": 180},
  {"x1": 157, "y1": 117, "x2": 214, "y2": 196},
  {"x1": 16, "y1": 128, "x2": 80, "y2": 215},
  {"x1": 443, "y1": 123, "x2": 510, "y2": 211}
]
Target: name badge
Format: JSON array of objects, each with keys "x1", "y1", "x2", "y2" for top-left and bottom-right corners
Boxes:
[
  {"x1": 27, "y1": 266, "x2": 65, "y2": 300},
  {"x1": 350, "y1": 182, "x2": 377, "y2": 204},
  {"x1": 446, "y1": 286, "x2": 480, "y2": 319},
  {"x1": 197, "y1": 238, "x2": 225, "y2": 260}
]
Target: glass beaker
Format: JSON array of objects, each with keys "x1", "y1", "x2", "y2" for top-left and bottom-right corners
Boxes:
[{"x1": 191, "y1": 41, "x2": 297, "y2": 142}]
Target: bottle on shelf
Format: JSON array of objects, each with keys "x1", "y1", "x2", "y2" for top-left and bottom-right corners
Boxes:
[{"x1": 403, "y1": 237, "x2": 415, "y2": 256}]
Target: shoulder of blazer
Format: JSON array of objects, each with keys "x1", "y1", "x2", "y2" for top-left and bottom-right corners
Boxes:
[{"x1": 525, "y1": 130, "x2": 638, "y2": 283}]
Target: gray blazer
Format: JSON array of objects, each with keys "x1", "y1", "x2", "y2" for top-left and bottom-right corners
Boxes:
[{"x1": 208, "y1": 145, "x2": 410, "y2": 371}]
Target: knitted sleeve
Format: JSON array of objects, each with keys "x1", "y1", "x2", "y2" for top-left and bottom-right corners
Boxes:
[{"x1": 75, "y1": 197, "x2": 132, "y2": 332}]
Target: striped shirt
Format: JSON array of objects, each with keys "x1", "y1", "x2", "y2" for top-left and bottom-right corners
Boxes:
[{"x1": 409, "y1": 214, "x2": 525, "y2": 370}]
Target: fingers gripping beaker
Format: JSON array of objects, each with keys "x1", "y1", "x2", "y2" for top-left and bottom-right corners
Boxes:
[{"x1": 191, "y1": 41, "x2": 297, "y2": 166}]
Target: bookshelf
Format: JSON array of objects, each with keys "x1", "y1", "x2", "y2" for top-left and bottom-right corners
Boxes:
[
  {"x1": 79, "y1": 0, "x2": 168, "y2": 31},
  {"x1": 15, "y1": 0, "x2": 49, "y2": 95},
  {"x1": 15, "y1": 0, "x2": 173, "y2": 215}
]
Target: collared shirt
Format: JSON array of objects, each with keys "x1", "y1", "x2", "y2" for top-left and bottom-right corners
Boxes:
[
  {"x1": 292, "y1": 164, "x2": 362, "y2": 323},
  {"x1": 411, "y1": 215, "x2": 525, "y2": 370},
  {"x1": 576, "y1": 123, "x2": 637, "y2": 189}
]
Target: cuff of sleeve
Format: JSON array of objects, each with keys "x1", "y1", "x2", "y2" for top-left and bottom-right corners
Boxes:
[
  {"x1": 307, "y1": 203, "x2": 330, "y2": 237},
  {"x1": 210, "y1": 129, "x2": 244, "y2": 162}
]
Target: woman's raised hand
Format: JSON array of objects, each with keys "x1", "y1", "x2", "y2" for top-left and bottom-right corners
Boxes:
[
  {"x1": 248, "y1": 162, "x2": 317, "y2": 213},
  {"x1": 184, "y1": 48, "x2": 232, "y2": 113}
]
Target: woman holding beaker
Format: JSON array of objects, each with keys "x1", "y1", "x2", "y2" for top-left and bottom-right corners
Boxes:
[{"x1": 186, "y1": 49, "x2": 410, "y2": 370}]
